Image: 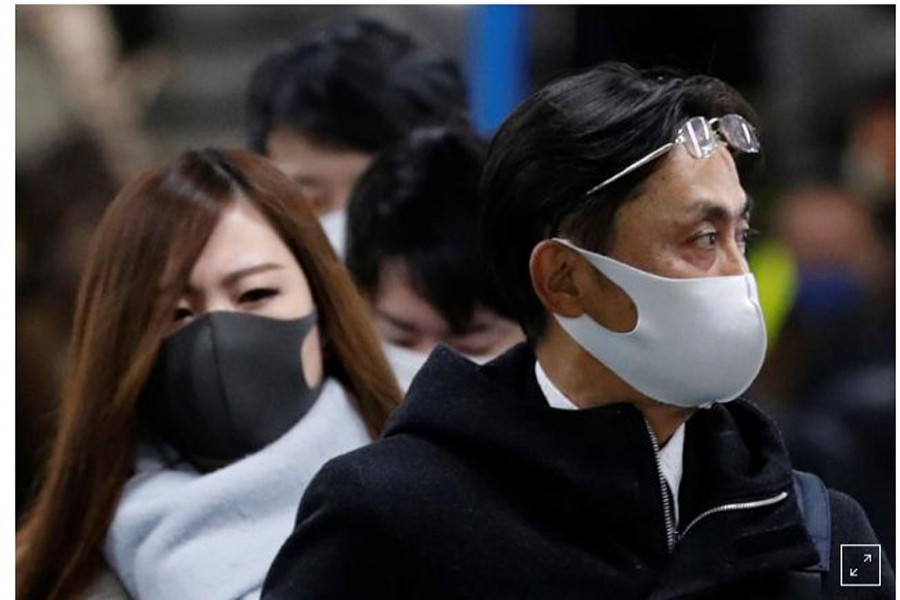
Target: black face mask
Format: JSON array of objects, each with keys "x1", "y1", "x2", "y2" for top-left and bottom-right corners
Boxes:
[{"x1": 143, "y1": 311, "x2": 322, "y2": 463}]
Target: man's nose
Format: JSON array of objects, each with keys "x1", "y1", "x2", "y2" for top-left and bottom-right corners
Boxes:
[{"x1": 719, "y1": 240, "x2": 750, "y2": 277}]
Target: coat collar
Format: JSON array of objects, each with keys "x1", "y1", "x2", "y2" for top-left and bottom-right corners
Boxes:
[{"x1": 386, "y1": 343, "x2": 819, "y2": 591}]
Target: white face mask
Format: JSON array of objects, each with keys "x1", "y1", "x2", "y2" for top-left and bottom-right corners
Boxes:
[
  {"x1": 382, "y1": 342, "x2": 430, "y2": 392},
  {"x1": 318, "y1": 209, "x2": 347, "y2": 259},
  {"x1": 551, "y1": 238, "x2": 767, "y2": 408}
]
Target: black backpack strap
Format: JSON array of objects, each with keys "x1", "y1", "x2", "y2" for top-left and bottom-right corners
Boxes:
[{"x1": 793, "y1": 469, "x2": 832, "y2": 572}]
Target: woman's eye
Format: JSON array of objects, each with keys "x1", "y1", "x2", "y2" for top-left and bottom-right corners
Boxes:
[
  {"x1": 174, "y1": 307, "x2": 193, "y2": 322},
  {"x1": 239, "y1": 288, "x2": 278, "y2": 304}
]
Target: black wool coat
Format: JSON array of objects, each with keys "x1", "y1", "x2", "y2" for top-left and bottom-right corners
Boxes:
[{"x1": 263, "y1": 344, "x2": 893, "y2": 599}]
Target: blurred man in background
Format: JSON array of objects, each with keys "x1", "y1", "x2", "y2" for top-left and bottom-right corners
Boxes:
[
  {"x1": 346, "y1": 127, "x2": 524, "y2": 389},
  {"x1": 245, "y1": 17, "x2": 469, "y2": 256}
]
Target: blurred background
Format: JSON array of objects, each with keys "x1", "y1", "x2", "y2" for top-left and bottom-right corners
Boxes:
[{"x1": 15, "y1": 4, "x2": 895, "y2": 557}]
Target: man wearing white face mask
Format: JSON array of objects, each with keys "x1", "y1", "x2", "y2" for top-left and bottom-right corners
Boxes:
[
  {"x1": 264, "y1": 63, "x2": 892, "y2": 599},
  {"x1": 245, "y1": 18, "x2": 470, "y2": 258}
]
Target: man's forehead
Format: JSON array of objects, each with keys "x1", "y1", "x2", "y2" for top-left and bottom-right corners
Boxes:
[{"x1": 638, "y1": 147, "x2": 748, "y2": 214}]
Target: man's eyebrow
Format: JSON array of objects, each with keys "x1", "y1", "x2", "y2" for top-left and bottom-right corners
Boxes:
[{"x1": 681, "y1": 195, "x2": 753, "y2": 221}]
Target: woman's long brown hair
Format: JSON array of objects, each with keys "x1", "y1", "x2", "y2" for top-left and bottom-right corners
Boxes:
[{"x1": 16, "y1": 149, "x2": 402, "y2": 599}]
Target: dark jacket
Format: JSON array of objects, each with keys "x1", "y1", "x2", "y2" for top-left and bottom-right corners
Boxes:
[{"x1": 263, "y1": 344, "x2": 893, "y2": 599}]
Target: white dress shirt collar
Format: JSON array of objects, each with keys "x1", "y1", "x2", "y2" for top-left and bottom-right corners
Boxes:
[{"x1": 534, "y1": 359, "x2": 685, "y2": 526}]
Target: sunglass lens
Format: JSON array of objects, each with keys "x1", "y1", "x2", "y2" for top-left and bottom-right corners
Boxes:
[
  {"x1": 682, "y1": 117, "x2": 716, "y2": 158},
  {"x1": 719, "y1": 114, "x2": 760, "y2": 153}
]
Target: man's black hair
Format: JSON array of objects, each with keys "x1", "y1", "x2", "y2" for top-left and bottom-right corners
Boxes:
[
  {"x1": 246, "y1": 17, "x2": 469, "y2": 154},
  {"x1": 480, "y1": 62, "x2": 760, "y2": 342},
  {"x1": 346, "y1": 126, "x2": 514, "y2": 333}
]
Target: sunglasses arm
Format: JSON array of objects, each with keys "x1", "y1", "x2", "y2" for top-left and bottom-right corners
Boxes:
[{"x1": 585, "y1": 142, "x2": 675, "y2": 197}]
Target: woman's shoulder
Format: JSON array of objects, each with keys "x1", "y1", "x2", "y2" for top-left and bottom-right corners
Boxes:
[{"x1": 81, "y1": 565, "x2": 130, "y2": 600}]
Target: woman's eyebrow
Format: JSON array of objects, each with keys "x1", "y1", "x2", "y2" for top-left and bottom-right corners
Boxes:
[
  {"x1": 221, "y1": 262, "x2": 285, "y2": 287},
  {"x1": 175, "y1": 263, "x2": 285, "y2": 295}
]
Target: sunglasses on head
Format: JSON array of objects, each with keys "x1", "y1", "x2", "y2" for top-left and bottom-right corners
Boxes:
[{"x1": 584, "y1": 114, "x2": 760, "y2": 197}]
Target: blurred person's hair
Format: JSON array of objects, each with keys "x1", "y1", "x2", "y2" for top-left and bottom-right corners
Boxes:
[
  {"x1": 480, "y1": 62, "x2": 759, "y2": 342},
  {"x1": 245, "y1": 17, "x2": 469, "y2": 154},
  {"x1": 16, "y1": 133, "x2": 120, "y2": 523},
  {"x1": 16, "y1": 133, "x2": 117, "y2": 297},
  {"x1": 346, "y1": 126, "x2": 514, "y2": 332},
  {"x1": 15, "y1": 148, "x2": 402, "y2": 600}
]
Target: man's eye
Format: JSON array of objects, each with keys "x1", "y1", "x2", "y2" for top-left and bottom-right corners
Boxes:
[
  {"x1": 239, "y1": 288, "x2": 278, "y2": 303},
  {"x1": 737, "y1": 227, "x2": 761, "y2": 253},
  {"x1": 696, "y1": 232, "x2": 718, "y2": 247},
  {"x1": 739, "y1": 227, "x2": 760, "y2": 244}
]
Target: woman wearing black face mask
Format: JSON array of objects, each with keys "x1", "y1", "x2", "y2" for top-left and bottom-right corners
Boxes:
[{"x1": 16, "y1": 149, "x2": 403, "y2": 600}]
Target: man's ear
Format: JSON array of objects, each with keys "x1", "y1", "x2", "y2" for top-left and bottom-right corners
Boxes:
[{"x1": 529, "y1": 240, "x2": 586, "y2": 318}]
